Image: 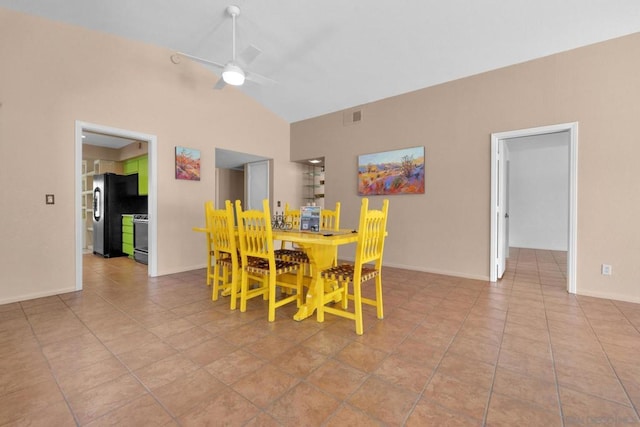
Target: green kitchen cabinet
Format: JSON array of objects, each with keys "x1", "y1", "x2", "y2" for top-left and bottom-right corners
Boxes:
[
  {"x1": 138, "y1": 157, "x2": 148, "y2": 196},
  {"x1": 123, "y1": 159, "x2": 138, "y2": 175},
  {"x1": 122, "y1": 215, "x2": 134, "y2": 257},
  {"x1": 123, "y1": 155, "x2": 148, "y2": 195}
]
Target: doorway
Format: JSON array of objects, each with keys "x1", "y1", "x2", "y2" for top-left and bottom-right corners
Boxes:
[
  {"x1": 75, "y1": 121, "x2": 158, "y2": 291},
  {"x1": 490, "y1": 122, "x2": 578, "y2": 293},
  {"x1": 214, "y1": 148, "x2": 272, "y2": 210}
]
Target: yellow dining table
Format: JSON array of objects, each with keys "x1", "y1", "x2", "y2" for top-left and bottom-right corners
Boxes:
[
  {"x1": 194, "y1": 225, "x2": 360, "y2": 321},
  {"x1": 271, "y1": 229, "x2": 359, "y2": 321}
]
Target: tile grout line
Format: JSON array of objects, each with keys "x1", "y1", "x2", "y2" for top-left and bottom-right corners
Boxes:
[
  {"x1": 58, "y1": 275, "x2": 193, "y2": 425},
  {"x1": 540, "y1": 280, "x2": 567, "y2": 427},
  {"x1": 21, "y1": 295, "x2": 83, "y2": 427},
  {"x1": 481, "y1": 265, "x2": 514, "y2": 426},
  {"x1": 401, "y1": 280, "x2": 490, "y2": 426},
  {"x1": 576, "y1": 298, "x2": 640, "y2": 421}
]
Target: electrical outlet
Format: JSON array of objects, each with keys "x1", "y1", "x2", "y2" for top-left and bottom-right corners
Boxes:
[
  {"x1": 45, "y1": 194, "x2": 55, "y2": 205},
  {"x1": 601, "y1": 264, "x2": 612, "y2": 276}
]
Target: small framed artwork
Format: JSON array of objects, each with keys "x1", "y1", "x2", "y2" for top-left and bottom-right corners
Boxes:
[
  {"x1": 358, "y1": 146, "x2": 425, "y2": 195},
  {"x1": 175, "y1": 146, "x2": 201, "y2": 181}
]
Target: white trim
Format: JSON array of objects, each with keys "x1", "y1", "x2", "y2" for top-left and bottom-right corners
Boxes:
[
  {"x1": 381, "y1": 261, "x2": 489, "y2": 282},
  {"x1": 0, "y1": 287, "x2": 77, "y2": 306},
  {"x1": 490, "y1": 122, "x2": 578, "y2": 293},
  {"x1": 576, "y1": 290, "x2": 640, "y2": 305},
  {"x1": 75, "y1": 121, "x2": 158, "y2": 292}
]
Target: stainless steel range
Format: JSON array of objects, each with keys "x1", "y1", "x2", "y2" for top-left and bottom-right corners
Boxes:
[{"x1": 133, "y1": 214, "x2": 149, "y2": 264}]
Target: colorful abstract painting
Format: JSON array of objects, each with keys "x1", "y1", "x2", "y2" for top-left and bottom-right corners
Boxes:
[
  {"x1": 175, "y1": 146, "x2": 201, "y2": 181},
  {"x1": 358, "y1": 146, "x2": 425, "y2": 195}
]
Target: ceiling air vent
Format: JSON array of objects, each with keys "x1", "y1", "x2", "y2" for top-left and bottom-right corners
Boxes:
[{"x1": 343, "y1": 109, "x2": 363, "y2": 126}]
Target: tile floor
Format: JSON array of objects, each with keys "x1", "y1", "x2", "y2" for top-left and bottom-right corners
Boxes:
[{"x1": 1, "y1": 248, "x2": 640, "y2": 426}]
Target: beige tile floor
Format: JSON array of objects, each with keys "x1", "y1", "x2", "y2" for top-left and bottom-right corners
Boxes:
[{"x1": 1, "y1": 248, "x2": 640, "y2": 426}]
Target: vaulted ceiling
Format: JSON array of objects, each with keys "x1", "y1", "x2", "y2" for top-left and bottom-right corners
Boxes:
[{"x1": 2, "y1": 1, "x2": 639, "y2": 123}]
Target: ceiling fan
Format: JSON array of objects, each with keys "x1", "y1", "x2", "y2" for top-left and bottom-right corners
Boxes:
[{"x1": 172, "y1": 5, "x2": 275, "y2": 89}]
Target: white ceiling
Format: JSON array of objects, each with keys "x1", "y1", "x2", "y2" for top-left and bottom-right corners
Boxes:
[
  {"x1": 2, "y1": 1, "x2": 640, "y2": 123},
  {"x1": 82, "y1": 131, "x2": 138, "y2": 149}
]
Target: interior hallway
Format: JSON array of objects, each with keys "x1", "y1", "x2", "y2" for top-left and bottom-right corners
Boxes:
[{"x1": 1, "y1": 250, "x2": 639, "y2": 425}]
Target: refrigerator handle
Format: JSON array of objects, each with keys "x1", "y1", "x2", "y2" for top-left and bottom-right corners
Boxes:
[{"x1": 93, "y1": 188, "x2": 101, "y2": 221}]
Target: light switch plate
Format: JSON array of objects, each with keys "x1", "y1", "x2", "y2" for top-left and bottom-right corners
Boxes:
[{"x1": 46, "y1": 194, "x2": 55, "y2": 205}]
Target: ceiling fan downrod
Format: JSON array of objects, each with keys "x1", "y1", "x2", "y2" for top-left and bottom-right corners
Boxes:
[
  {"x1": 227, "y1": 5, "x2": 240, "y2": 62},
  {"x1": 221, "y1": 5, "x2": 245, "y2": 86}
]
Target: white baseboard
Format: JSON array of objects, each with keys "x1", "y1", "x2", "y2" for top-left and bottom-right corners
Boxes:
[
  {"x1": 157, "y1": 264, "x2": 207, "y2": 276},
  {"x1": 337, "y1": 257, "x2": 490, "y2": 282},
  {"x1": 382, "y1": 261, "x2": 490, "y2": 282},
  {"x1": 575, "y1": 289, "x2": 640, "y2": 305},
  {"x1": 0, "y1": 286, "x2": 77, "y2": 306}
]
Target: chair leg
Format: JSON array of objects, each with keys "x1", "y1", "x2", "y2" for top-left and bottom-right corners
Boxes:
[
  {"x1": 296, "y1": 268, "x2": 304, "y2": 308},
  {"x1": 353, "y1": 281, "x2": 364, "y2": 335},
  {"x1": 229, "y1": 266, "x2": 239, "y2": 310},
  {"x1": 212, "y1": 263, "x2": 220, "y2": 301},
  {"x1": 375, "y1": 275, "x2": 384, "y2": 319},
  {"x1": 220, "y1": 264, "x2": 231, "y2": 296},
  {"x1": 341, "y1": 280, "x2": 349, "y2": 309},
  {"x1": 206, "y1": 251, "x2": 213, "y2": 286},
  {"x1": 239, "y1": 270, "x2": 248, "y2": 312},
  {"x1": 268, "y1": 276, "x2": 277, "y2": 322}
]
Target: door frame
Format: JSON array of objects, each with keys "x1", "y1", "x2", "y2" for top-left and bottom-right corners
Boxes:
[
  {"x1": 75, "y1": 121, "x2": 158, "y2": 290},
  {"x1": 490, "y1": 122, "x2": 578, "y2": 293}
]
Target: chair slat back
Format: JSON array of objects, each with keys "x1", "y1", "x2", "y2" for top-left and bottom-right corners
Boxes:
[
  {"x1": 321, "y1": 202, "x2": 341, "y2": 231},
  {"x1": 204, "y1": 200, "x2": 215, "y2": 225},
  {"x1": 285, "y1": 202, "x2": 340, "y2": 231},
  {"x1": 284, "y1": 203, "x2": 301, "y2": 229},
  {"x1": 236, "y1": 199, "x2": 275, "y2": 263},
  {"x1": 354, "y1": 198, "x2": 389, "y2": 266},
  {"x1": 204, "y1": 200, "x2": 215, "y2": 243},
  {"x1": 209, "y1": 200, "x2": 237, "y2": 255}
]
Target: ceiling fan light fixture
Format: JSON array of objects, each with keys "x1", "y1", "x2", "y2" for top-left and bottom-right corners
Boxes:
[{"x1": 222, "y1": 63, "x2": 245, "y2": 86}]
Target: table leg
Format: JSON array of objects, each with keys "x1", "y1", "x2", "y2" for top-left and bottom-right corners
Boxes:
[{"x1": 293, "y1": 244, "x2": 336, "y2": 321}]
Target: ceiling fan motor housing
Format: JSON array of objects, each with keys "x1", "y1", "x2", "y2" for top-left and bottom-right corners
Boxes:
[{"x1": 222, "y1": 62, "x2": 245, "y2": 86}]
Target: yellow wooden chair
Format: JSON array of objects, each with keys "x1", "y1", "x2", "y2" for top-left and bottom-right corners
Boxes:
[
  {"x1": 275, "y1": 202, "x2": 341, "y2": 269},
  {"x1": 321, "y1": 202, "x2": 341, "y2": 232},
  {"x1": 235, "y1": 199, "x2": 304, "y2": 321},
  {"x1": 204, "y1": 200, "x2": 216, "y2": 286},
  {"x1": 318, "y1": 198, "x2": 389, "y2": 335},
  {"x1": 322, "y1": 202, "x2": 341, "y2": 267},
  {"x1": 209, "y1": 200, "x2": 241, "y2": 309},
  {"x1": 284, "y1": 203, "x2": 301, "y2": 230},
  {"x1": 274, "y1": 203, "x2": 307, "y2": 264}
]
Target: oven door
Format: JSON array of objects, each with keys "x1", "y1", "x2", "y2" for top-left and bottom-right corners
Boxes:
[{"x1": 133, "y1": 218, "x2": 148, "y2": 264}]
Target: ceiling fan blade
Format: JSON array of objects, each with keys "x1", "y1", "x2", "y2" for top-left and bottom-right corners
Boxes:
[
  {"x1": 176, "y1": 52, "x2": 225, "y2": 70},
  {"x1": 213, "y1": 78, "x2": 227, "y2": 90},
  {"x1": 245, "y1": 70, "x2": 277, "y2": 86},
  {"x1": 237, "y1": 45, "x2": 262, "y2": 67}
]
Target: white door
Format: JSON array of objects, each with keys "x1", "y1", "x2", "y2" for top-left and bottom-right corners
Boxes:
[
  {"x1": 492, "y1": 138, "x2": 507, "y2": 279},
  {"x1": 504, "y1": 159, "x2": 510, "y2": 260},
  {"x1": 245, "y1": 160, "x2": 270, "y2": 210}
]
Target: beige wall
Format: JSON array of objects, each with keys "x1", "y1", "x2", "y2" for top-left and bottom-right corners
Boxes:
[
  {"x1": 292, "y1": 33, "x2": 640, "y2": 303},
  {"x1": 216, "y1": 168, "x2": 245, "y2": 208},
  {"x1": 82, "y1": 145, "x2": 120, "y2": 162},
  {"x1": 118, "y1": 141, "x2": 149, "y2": 161},
  {"x1": 0, "y1": 9, "x2": 298, "y2": 303}
]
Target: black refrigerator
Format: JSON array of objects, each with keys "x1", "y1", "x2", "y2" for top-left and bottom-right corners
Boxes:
[{"x1": 93, "y1": 173, "x2": 147, "y2": 257}]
